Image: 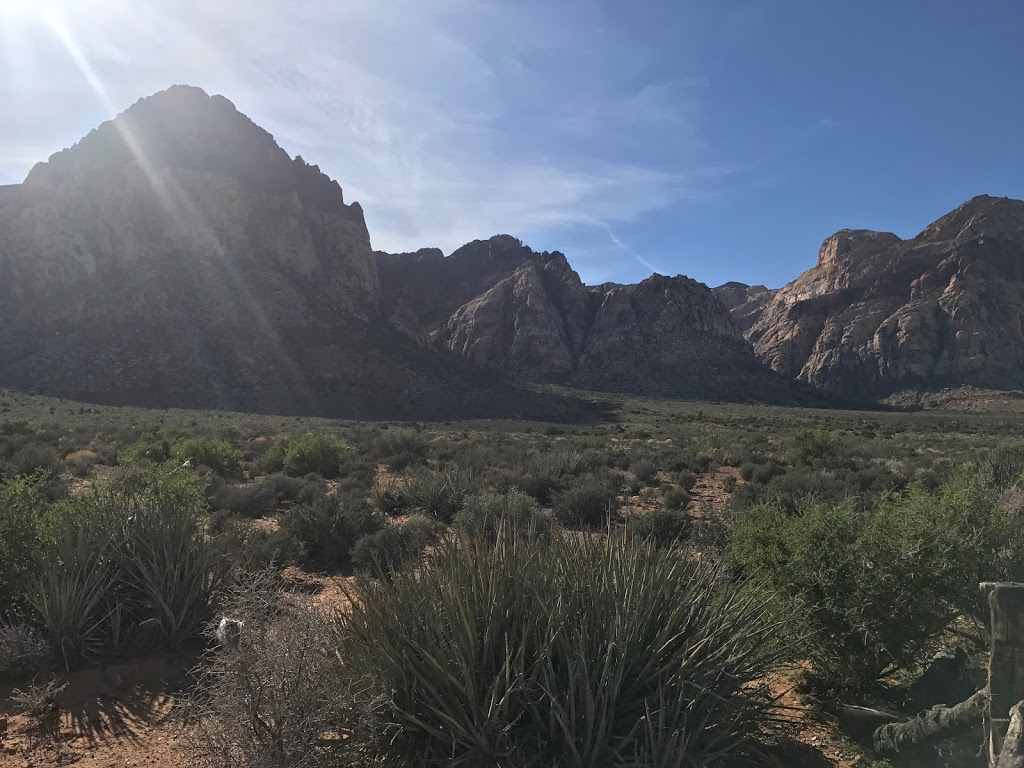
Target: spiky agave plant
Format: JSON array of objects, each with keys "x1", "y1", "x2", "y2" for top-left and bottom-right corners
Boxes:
[{"x1": 338, "y1": 526, "x2": 788, "y2": 767}]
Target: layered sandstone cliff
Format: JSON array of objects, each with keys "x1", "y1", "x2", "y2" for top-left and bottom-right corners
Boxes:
[
  {"x1": 378, "y1": 238, "x2": 804, "y2": 402},
  {"x1": 746, "y1": 196, "x2": 1024, "y2": 398}
]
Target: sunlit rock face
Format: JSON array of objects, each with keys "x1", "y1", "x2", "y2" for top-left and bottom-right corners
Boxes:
[
  {"x1": 0, "y1": 85, "x2": 384, "y2": 412},
  {"x1": 745, "y1": 196, "x2": 1024, "y2": 398},
  {"x1": 377, "y1": 238, "x2": 807, "y2": 403}
]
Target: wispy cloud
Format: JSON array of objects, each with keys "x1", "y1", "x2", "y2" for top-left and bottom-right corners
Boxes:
[
  {"x1": 601, "y1": 223, "x2": 664, "y2": 275},
  {"x1": 0, "y1": 0, "x2": 716, "y2": 258}
]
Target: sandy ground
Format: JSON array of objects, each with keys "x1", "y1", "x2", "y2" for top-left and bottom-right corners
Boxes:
[{"x1": 0, "y1": 657, "x2": 189, "y2": 768}]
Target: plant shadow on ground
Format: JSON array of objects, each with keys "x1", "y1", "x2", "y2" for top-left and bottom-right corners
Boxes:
[{"x1": 0, "y1": 655, "x2": 199, "y2": 760}]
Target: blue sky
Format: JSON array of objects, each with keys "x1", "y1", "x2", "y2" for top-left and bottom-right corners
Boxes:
[{"x1": 2, "y1": 0, "x2": 1022, "y2": 288}]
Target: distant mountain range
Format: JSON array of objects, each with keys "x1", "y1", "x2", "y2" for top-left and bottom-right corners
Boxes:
[{"x1": 1, "y1": 85, "x2": 1021, "y2": 416}]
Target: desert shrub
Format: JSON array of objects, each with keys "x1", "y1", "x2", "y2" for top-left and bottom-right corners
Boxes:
[
  {"x1": 372, "y1": 428, "x2": 429, "y2": 471},
  {"x1": 788, "y1": 427, "x2": 853, "y2": 470},
  {"x1": 8, "y1": 443, "x2": 61, "y2": 478},
  {"x1": 455, "y1": 489, "x2": 553, "y2": 544},
  {"x1": 259, "y1": 433, "x2": 349, "y2": 479},
  {"x1": 210, "y1": 481, "x2": 278, "y2": 518},
  {"x1": 674, "y1": 468, "x2": 699, "y2": 491},
  {"x1": 549, "y1": 448, "x2": 594, "y2": 476},
  {"x1": 724, "y1": 474, "x2": 738, "y2": 492},
  {"x1": 730, "y1": 464, "x2": 1021, "y2": 695},
  {"x1": 351, "y1": 525, "x2": 423, "y2": 578},
  {"x1": 171, "y1": 437, "x2": 243, "y2": 478},
  {"x1": 662, "y1": 486, "x2": 691, "y2": 510},
  {"x1": 30, "y1": 465, "x2": 222, "y2": 665},
  {"x1": 631, "y1": 458, "x2": 658, "y2": 485},
  {"x1": 739, "y1": 462, "x2": 758, "y2": 481},
  {"x1": 623, "y1": 476, "x2": 642, "y2": 496},
  {"x1": 986, "y1": 442, "x2": 1024, "y2": 490},
  {"x1": 282, "y1": 433, "x2": 348, "y2": 478},
  {"x1": 212, "y1": 521, "x2": 291, "y2": 576},
  {"x1": 629, "y1": 508, "x2": 691, "y2": 547},
  {"x1": 335, "y1": 450, "x2": 376, "y2": 497},
  {"x1": 0, "y1": 620, "x2": 51, "y2": 679},
  {"x1": 372, "y1": 476, "x2": 408, "y2": 516},
  {"x1": 279, "y1": 495, "x2": 382, "y2": 569},
  {"x1": 339, "y1": 529, "x2": 783, "y2": 766},
  {"x1": 183, "y1": 577, "x2": 347, "y2": 768},
  {"x1": 403, "y1": 464, "x2": 477, "y2": 522},
  {"x1": 64, "y1": 449, "x2": 97, "y2": 477},
  {"x1": 0, "y1": 474, "x2": 50, "y2": 616},
  {"x1": 513, "y1": 462, "x2": 560, "y2": 505},
  {"x1": 552, "y1": 472, "x2": 620, "y2": 528},
  {"x1": 120, "y1": 429, "x2": 175, "y2": 464},
  {"x1": 262, "y1": 472, "x2": 322, "y2": 505}
]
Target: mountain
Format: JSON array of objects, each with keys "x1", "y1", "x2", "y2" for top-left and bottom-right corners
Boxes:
[
  {"x1": 712, "y1": 282, "x2": 778, "y2": 334},
  {"x1": 0, "y1": 86, "x2": 598, "y2": 420},
  {"x1": 377, "y1": 238, "x2": 807, "y2": 403},
  {"x1": 744, "y1": 195, "x2": 1024, "y2": 398}
]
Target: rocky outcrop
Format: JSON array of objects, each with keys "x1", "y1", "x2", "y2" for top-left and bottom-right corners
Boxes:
[
  {"x1": 0, "y1": 86, "x2": 587, "y2": 419},
  {"x1": 713, "y1": 282, "x2": 778, "y2": 334},
  {"x1": 747, "y1": 196, "x2": 1024, "y2": 398},
  {"x1": 381, "y1": 238, "x2": 806, "y2": 402}
]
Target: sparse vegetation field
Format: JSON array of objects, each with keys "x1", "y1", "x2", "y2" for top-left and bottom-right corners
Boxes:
[{"x1": 2, "y1": 385, "x2": 1023, "y2": 766}]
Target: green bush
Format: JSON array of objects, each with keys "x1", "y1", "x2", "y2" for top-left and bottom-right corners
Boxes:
[
  {"x1": 0, "y1": 620, "x2": 51, "y2": 679},
  {"x1": 372, "y1": 428, "x2": 429, "y2": 471},
  {"x1": 8, "y1": 444, "x2": 61, "y2": 478},
  {"x1": 513, "y1": 462, "x2": 560, "y2": 504},
  {"x1": 260, "y1": 433, "x2": 349, "y2": 479},
  {"x1": 210, "y1": 482, "x2": 278, "y2": 517},
  {"x1": 629, "y1": 508, "x2": 690, "y2": 547},
  {"x1": 730, "y1": 464, "x2": 1022, "y2": 695},
  {"x1": 552, "y1": 472, "x2": 620, "y2": 528},
  {"x1": 0, "y1": 474, "x2": 50, "y2": 616},
  {"x1": 788, "y1": 427, "x2": 853, "y2": 470},
  {"x1": 339, "y1": 529, "x2": 783, "y2": 766},
  {"x1": 662, "y1": 486, "x2": 691, "y2": 510},
  {"x1": 455, "y1": 490, "x2": 554, "y2": 543},
  {"x1": 280, "y1": 495, "x2": 382, "y2": 568},
  {"x1": 631, "y1": 459, "x2": 658, "y2": 485},
  {"x1": 262, "y1": 473, "x2": 323, "y2": 504},
  {"x1": 212, "y1": 520, "x2": 291, "y2": 576},
  {"x1": 350, "y1": 521, "x2": 437, "y2": 578},
  {"x1": 171, "y1": 437, "x2": 243, "y2": 478},
  {"x1": 120, "y1": 429, "x2": 175, "y2": 464}
]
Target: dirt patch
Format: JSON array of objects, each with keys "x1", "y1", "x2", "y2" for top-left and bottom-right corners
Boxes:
[
  {"x1": 688, "y1": 465, "x2": 740, "y2": 520},
  {"x1": 0, "y1": 656, "x2": 193, "y2": 768},
  {"x1": 279, "y1": 566, "x2": 354, "y2": 612},
  {"x1": 756, "y1": 670, "x2": 865, "y2": 767}
]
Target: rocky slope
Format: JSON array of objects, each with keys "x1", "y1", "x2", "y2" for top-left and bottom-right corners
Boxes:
[
  {"x1": 378, "y1": 238, "x2": 806, "y2": 402},
  {"x1": 0, "y1": 86, "x2": 593, "y2": 419},
  {"x1": 713, "y1": 282, "x2": 778, "y2": 334},
  {"x1": 746, "y1": 195, "x2": 1024, "y2": 398}
]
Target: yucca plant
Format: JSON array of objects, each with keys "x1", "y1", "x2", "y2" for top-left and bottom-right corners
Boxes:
[
  {"x1": 30, "y1": 465, "x2": 224, "y2": 663},
  {"x1": 116, "y1": 478, "x2": 225, "y2": 647},
  {"x1": 404, "y1": 464, "x2": 478, "y2": 521},
  {"x1": 550, "y1": 448, "x2": 594, "y2": 477},
  {"x1": 338, "y1": 527, "x2": 787, "y2": 767},
  {"x1": 29, "y1": 521, "x2": 118, "y2": 667}
]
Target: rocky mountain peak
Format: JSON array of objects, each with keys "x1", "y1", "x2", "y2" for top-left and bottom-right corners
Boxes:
[
  {"x1": 743, "y1": 194, "x2": 1024, "y2": 399},
  {"x1": 916, "y1": 195, "x2": 1024, "y2": 245},
  {"x1": 23, "y1": 85, "x2": 357, "y2": 221},
  {"x1": 816, "y1": 229, "x2": 903, "y2": 268}
]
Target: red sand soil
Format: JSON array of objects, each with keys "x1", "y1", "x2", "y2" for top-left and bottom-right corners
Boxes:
[{"x1": 0, "y1": 657, "x2": 191, "y2": 768}]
